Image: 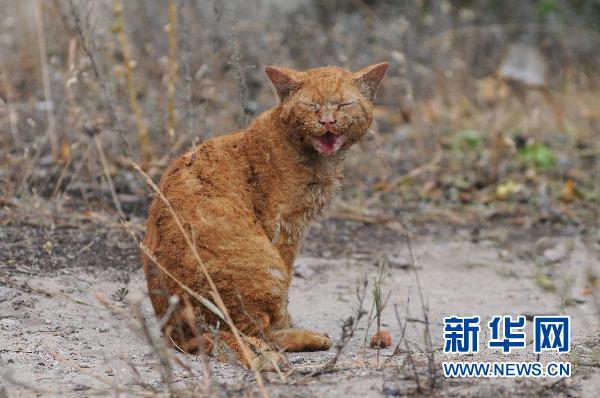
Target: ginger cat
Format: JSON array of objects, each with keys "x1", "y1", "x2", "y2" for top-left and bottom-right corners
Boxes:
[{"x1": 143, "y1": 62, "x2": 388, "y2": 370}]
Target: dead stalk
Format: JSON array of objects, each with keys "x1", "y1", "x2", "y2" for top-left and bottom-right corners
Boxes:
[
  {"x1": 113, "y1": 0, "x2": 152, "y2": 166},
  {"x1": 133, "y1": 302, "x2": 175, "y2": 396},
  {"x1": 369, "y1": 128, "x2": 392, "y2": 184},
  {"x1": 223, "y1": 2, "x2": 250, "y2": 127},
  {"x1": 405, "y1": 233, "x2": 437, "y2": 390},
  {"x1": 130, "y1": 163, "x2": 270, "y2": 398},
  {"x1": 94, "y1": 135, "x2": 126, "y2": 220},
  {"x1": 166, "y1": 0, "x2": 178, "y2": 142},
  {"x1": 0, "y1": 277, "x2": 104, "y2": 310},
  {"x1": 133, "y1": 234, "x2": 224, "y2": 322},
  {"x1": 1, "y1": 72, "x2": 20, "y2": 146},
  {"x1": 362, "y1": 295, "x2": 376, "y2": 349},
  {"x1": 34, "y1": 0, "x2": 59, "y2": 161},
  {"x1": 176, "y1": 1, "x2": 198, "y2": 140},
  {"x1": 67, "y1": 0, "x2": 133, "y2": 156},
  {"x1": 383, "y1": 297, "x2": 411, "y2": 366},
  {"x1": 95, "y1": 293, "x2": 197, "y2": 396},
  {"x1": 372, "y1": 257, "x2": 391, "y2": 364},
  {"x1": 50, "y1": 152, "x2": 73, "y2": 199},
  {"x1": 361, "y1": 256, "x2": 391, "y2": 356}
]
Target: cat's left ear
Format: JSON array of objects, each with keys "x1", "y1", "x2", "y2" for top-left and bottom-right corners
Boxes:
[
  {"x1": 353, "y1": 62, "x2": 389, "y2": 101},
  {"x1": 265, "y1": 66, "x2": 303, "y2": 102}
]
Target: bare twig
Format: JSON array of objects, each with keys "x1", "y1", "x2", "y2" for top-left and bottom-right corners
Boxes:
[
  {"x1": 34, "y1": 0, "x2": 59, "y2": 161},
  {"x1": 166, "y1": 0, "x2": 178, "y2": 143},
  {"x1": 113, "y1": 0, "x2": 152, "y2": 166},
  {"x1": 0, "y1": 276, "x2": 104, "y2": 310},
  {"x1": 1, "y1": 71, "x2": 20, "y2": 146},
  {"x1": 405, "y1": 233, "x2": 437, "y2": 390},
  {"x1": 94, "y1": 135, "x2": 126, "y2": 220},
  {"x1": 383, "y1": 297, "x2": 411, "y2": 366},
  {"x1": 67, "y1": 0, "x2": 133, "y2": 157},
  {"x1": 176, "y1": 1, "x2": 198, "y2": 139},
  {"x1": 223, "y1": 2, "x2": 250, "y2": 127},
  {"x1": 374, "y1": 147, "x2": 443, "y2": 192},
  {"x1": 130, "y1": 163, "x2": 270, "y2": 397},
  {"x1": 369, "y1": 127, "x2": 392, "y2": 184},
  {"x1": 372, "y1": 257, "x2": 391, "y2": 364}
]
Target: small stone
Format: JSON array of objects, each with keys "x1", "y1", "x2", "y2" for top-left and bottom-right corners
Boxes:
[
  {"x1": 0, "y1": 319, "x2": 18, "y2": 329},
  {"x1": 0, "y1": 287, "x2": 17, "y2": 302},
  {"x1": 96, "y1": 325, "x2": 109, "y2": 333},
  {"x1": 370, "y1": 330, "x2": 392, "y2": 349},
  {"x1": 543, "y1": 242, "x2": 570, "y2": 262},
  {"x1": 293, "y1": 263, "x2": 314, "y2": 279}
]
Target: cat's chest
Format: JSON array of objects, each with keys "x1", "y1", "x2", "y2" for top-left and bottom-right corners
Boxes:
[{"x1": 270, "y1": 179, "x2": 339, "y2": 245}]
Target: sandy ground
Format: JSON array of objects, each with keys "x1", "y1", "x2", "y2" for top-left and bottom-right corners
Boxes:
[{"x1": 1, "y1": 209, "x2": 599, "y2": 397}]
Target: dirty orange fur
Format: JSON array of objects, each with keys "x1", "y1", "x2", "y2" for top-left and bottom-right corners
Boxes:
[{"x1": 143, "y1": 63, "x2": 388, "y2": 369}]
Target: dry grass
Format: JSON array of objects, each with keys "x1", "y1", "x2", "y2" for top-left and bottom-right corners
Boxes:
[
  {"x1": 130, "y1": 163, "x2": 273, "y2": 397},
  {"x1": 112, "y1": 0, "x2": 152, "y2": 166},
  {"x1": 0, "y1": 0, "x2": 598, "y2": 396}
]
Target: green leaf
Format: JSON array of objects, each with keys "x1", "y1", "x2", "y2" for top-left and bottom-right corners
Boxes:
[
  {"x1": 537, "y1": 0, "x2": 560, "y2": 17},
  {"x1": 519, "y1": 143, "x2": 556, "y2": 170},
  {"x1": 452, "y1": 129, "x2": 483, "y2": 151}
]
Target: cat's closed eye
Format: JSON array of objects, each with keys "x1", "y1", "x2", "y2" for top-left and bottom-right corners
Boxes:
[
  {"x1": 299, "y1": 102, "x2": 320, "y2": 111},
  {"x1": 338, "y1": 102, "x2": 355, "y2": 108}
]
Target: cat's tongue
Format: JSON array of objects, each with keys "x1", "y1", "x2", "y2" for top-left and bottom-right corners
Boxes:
[{"x1": 311, "y1": 132, "x2": 346, "y2": 155}]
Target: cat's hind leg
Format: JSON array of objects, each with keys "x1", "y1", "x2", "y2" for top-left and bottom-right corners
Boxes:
[
  {"x1": 161, "y1": 304, "x2": 289, "y2": 372},
  {"x1": 204, "y1": 331, "x2": 289, "y2": 372}
]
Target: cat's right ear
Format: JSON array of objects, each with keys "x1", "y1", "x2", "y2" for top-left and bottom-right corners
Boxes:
[
  {"x1": 352, "y1": 62, "x2": 389, "y2": 101},
  {"x1": 264, "y1": 66, "x2": 302, "y2": 102}
]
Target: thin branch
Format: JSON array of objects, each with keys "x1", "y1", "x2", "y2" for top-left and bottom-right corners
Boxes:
[
  {"x1": 34, "y1": 0, "x2": 59, "y2": 161},
  {"x1": 166, "y1": 0, "x2": 178, "y2": 143},
  {"x1": 113, "y1": 0, "x2": 152, "y2": 166},
  {"x1": 130, "y1": 162, "x2": 270, "y2": 398},
  {"x1": 66, "y1": 0, "x2": 133, "y2": 157}
]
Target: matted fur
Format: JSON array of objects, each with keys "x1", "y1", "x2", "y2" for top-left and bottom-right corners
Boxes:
[{"x1": 143, "y1": 63, "x2": 388, "y2": 368}]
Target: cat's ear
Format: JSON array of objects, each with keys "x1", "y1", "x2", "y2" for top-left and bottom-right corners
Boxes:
[
  {"x1": 264, "y1": 66, "x2": 302, "y2": 101},
  {"x1": 352, "y1": 62, "x2": 389, "y2": 101}
]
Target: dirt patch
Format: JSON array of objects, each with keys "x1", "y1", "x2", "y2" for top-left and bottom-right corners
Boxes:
[{"x1": 1, "y1": 202, "x2": 598, "y2": 397}]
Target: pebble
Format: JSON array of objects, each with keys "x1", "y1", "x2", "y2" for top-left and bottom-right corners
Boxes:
[
  {"x1": 0, "y1": 318, "x2": 18, "y2": 329},
  {"x1": 543, "y1": 241, "x2": 570, "y2": 262},
  {"x1": 293, "y1": 263, "x2": 315, "y2": 279},
  {"x1": 0, "y1": 286, "x2": 17, "y2": 302}
]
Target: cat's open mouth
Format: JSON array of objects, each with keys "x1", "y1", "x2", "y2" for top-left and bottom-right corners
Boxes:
[{"x1": 310, "y1": 132, "x2": 346, "y2": 155}]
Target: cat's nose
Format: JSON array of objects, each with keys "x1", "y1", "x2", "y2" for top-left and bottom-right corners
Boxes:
[{"x1": 319, "y1": 114, "x2": 336, "y2": 130}]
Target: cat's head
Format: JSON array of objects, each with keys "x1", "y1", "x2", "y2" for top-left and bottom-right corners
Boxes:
[{"x1": 265, "y1": 63, "x2": 388, "y2": 156}]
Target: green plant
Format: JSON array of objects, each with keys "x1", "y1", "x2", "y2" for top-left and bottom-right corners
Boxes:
[
  {"x1": 519, "y1": 143, "x2": 556, "y2": 171},
  {"x1": 451, "y1": 129, "x2": 484, "y2": 152},
  {"x1": 111, "y1": 287, "x2": 129, "y2": 303}
]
